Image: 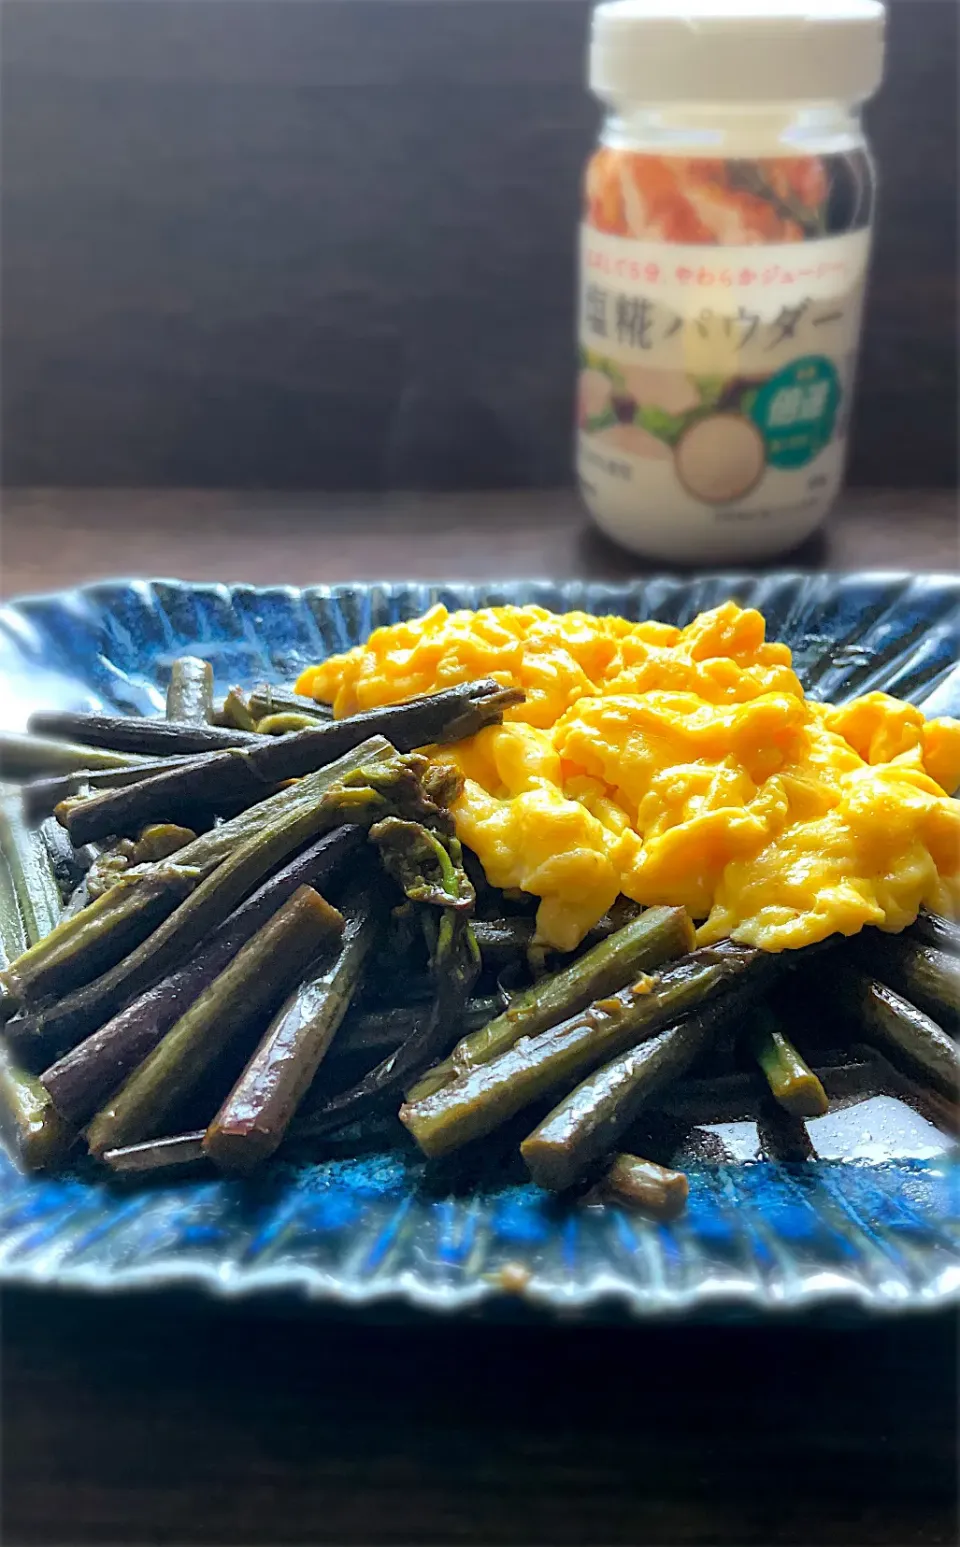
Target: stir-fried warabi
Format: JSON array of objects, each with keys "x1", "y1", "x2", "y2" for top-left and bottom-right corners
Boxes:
[{"x1": 0, "y1": 667, "x2": 956, "y2": 1223}]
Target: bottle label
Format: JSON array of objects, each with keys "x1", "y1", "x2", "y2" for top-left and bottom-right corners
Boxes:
[{"x1": 577, "y1": 152, "x2": 872, "y2": 542}]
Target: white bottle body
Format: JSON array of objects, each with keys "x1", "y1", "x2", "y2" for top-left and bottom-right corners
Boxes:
[{"x1": 577, "y1": 105, "x2": 875, "y2": 563}]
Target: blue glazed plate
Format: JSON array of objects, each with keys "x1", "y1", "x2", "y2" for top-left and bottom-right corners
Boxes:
[{"x1": 0, "y1": 574, "x2": 958, "y2": 1317}]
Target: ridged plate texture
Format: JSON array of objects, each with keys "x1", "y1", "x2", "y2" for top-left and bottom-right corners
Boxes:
[{"x1": 0, "y1": 574, "x2": 957, "y2": 1316}]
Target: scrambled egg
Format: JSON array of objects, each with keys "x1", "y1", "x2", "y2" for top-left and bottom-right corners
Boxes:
[{"x1": 297, "y1": 603, "x2": 960, "y2": 953}]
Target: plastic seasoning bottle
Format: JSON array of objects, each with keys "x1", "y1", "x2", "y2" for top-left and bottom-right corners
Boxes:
[{"x1": 577, "y1": 0, "x2": 885, "y2": 563}]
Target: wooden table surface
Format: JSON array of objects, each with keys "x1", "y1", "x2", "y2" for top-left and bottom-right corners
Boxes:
[
  {"x1": 1, "y1": 485, "x2": 957, "y2": 1547},
  {"x1": 1, "y1": 487, "x2": 957, "y2": 596}
]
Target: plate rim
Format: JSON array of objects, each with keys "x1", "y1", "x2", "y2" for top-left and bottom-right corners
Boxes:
[{"x1": 0, "y1": 571, "x2": 957, "y2": 1319}]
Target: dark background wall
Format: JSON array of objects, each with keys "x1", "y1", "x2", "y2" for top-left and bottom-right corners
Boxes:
[{"x1": 1, "y1": 0, "x2": 956, "y2": 490}]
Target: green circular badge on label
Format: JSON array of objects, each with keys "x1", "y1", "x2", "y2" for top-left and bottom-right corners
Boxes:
[{"x1": 750, "y1": 355, "x2": 841, "y2": 469}]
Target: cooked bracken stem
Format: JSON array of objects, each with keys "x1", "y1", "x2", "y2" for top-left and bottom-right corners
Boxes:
[
  {"x1": 401, "y1": 941, "x2": 767, "y2": 1160},
  {"x1": 131, "y1": 737, "x2": 394, "y2": 875},
  {"x1": 408, "y1": 906, "x2": 695, "y2": 1102},
  {"x1": 203, "y1": 885, "x2": 380, "y2": 1171},
  {"x1": 597, "y1": 1154, "x2": 689, "y2": 1220},
  {"x1": 247, "y1": 684, "x2": 333, "y2": 723},
  {"x1": 6, "y1": 762, "x2": 395, "y2": 1059},
  {"x1": 28, "y1": 710, "x2": 263, "y2": 755},
  {"x1": 166, "y1": 658, "x2": 216, "y2": 726},
  {"x1": 0, "y1": 837, "x2": 70, "y2": 1169},
  {"x1": 255, "y1": 713, "x2": 323, "y2": 735},
  {"x1": 1, "y1": 869, "x2": 195, "y2": 1018},
  {"x1": 909, "y1": 911, "x2": 960, "y2": 959},
  {"x1": 0, "y1": 787, "x2": 62, "y2": 948},
  {"x1": 218, "y1": 688, "x2": 259, "y2": 733},
  {"x1": 60, "y1": 751, "x2": 276, "y2": 845},
  {"x1": 9, "y1": 743, "x2": 390, "y2": 1025},
  {"x1": 857, "y1": 934, "x2": 960, "y2": 1029},
  {"x1": 470, "y1": 917, "x2": 536, "y2": 965},
  {"x1": 321, "y1": 995, "x2": 501, "y2": 1073},
  {"x1": 0, "y1": 848, "x2": 28, "y2": 969},
  {"x1": 60, "y1": 682, "x2": 523, "y2": 846},
  {"x1": 22, "y1": 756, "x2": 197, "y2": 822},
  {"x1": 86, "y1": 887, "x2": 341, "y2": 1156},
  {"x1": 39, "y1": 817, "x2": 95, "y2": 904},
  {"x1": 835, "y1": 965, "x2": 960, "y2": 1098},
  {"x1": 519, "y1": 979, "x2": 756, "y2": 1192},
  {"x1": 0, "y1": 731, "x2": 154, "y2": 781},
  {"x1": 0, "y1": 1036, "x2": 71, "y2": 1171},
  {"x1": 750, "y1": 1009, "x2": 829, "y2": 1118},
  {"x1": 301, "y1": 827, "x2": 480, "y2": 1138},
  {"x1": 40, "y1": 826, "x2": 359, "y2": 1126}
]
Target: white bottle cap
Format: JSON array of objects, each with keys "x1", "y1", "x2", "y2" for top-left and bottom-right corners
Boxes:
[{"x1": 590, "y1": 0, "x2": 885, "y2": 107}]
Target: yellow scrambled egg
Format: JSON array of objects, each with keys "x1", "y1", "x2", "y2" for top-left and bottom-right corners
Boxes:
[{"x1": 296, "y1": 603, "x2": 960, "y2": 953}]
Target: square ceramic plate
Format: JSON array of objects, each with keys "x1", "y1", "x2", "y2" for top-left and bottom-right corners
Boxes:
[{"x1": 0, "y1": 574, "x2": 957, "y2": 1317}]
